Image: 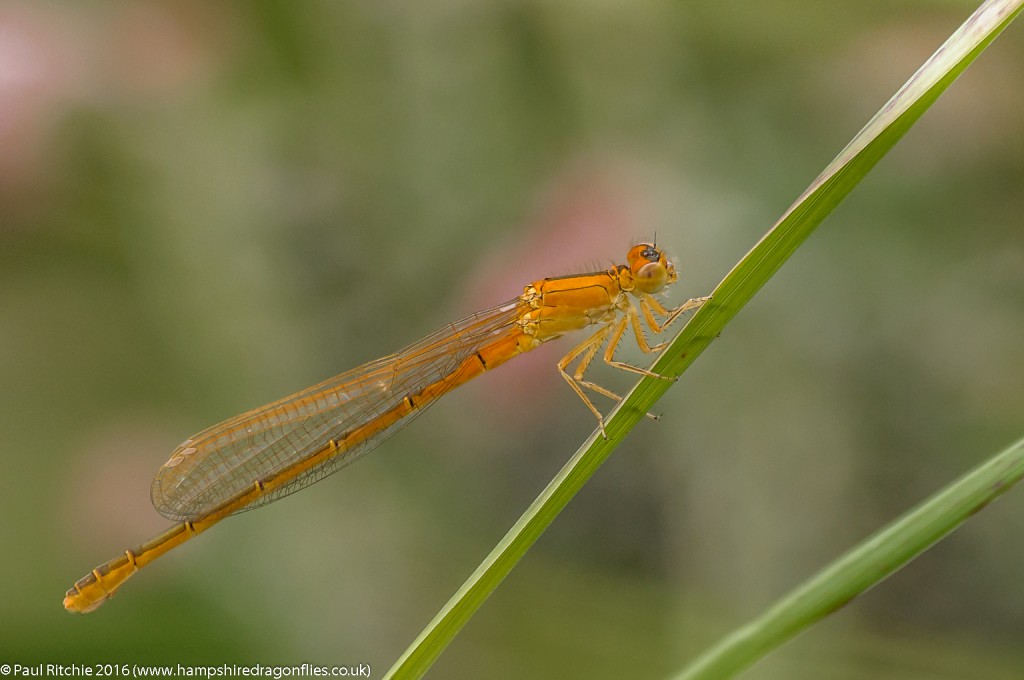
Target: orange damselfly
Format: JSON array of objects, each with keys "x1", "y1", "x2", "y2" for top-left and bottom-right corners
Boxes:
[{"x1": 64, "y1": 242, "x2": 708, "y2": 613}]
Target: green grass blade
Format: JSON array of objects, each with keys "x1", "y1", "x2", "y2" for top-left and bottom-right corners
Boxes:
[
  {"x1": 672, "y1": 436, "x2": 1024, "y2": 680},
  {"x1": 385, "y1": 2, "x2": 1023, "y2": 678},
  {"x1": 647, "y1": 0, "x2": 1023, "y2": 388}
]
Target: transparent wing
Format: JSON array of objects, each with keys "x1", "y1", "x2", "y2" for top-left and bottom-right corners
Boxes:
[{"x1": 151, "y1": 298, "x2": 529, "y2": 521}]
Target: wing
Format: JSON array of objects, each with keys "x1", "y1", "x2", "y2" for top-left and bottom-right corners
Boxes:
[{"x1": 151, "y1": 298, "x2": 530, "y2": 521}]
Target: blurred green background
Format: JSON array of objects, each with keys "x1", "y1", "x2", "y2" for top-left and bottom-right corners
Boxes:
[{"x1": 2, "y1": 1, "x2": 1023, "y2": 678}]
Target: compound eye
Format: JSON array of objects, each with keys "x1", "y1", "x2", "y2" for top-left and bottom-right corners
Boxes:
[{"x1": 636, "y1": 262, "x2": 668, "y2": 291}]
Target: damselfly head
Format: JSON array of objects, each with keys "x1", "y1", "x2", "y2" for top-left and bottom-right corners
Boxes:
[{"x1": 627, "y1": 243, "x2": 677, "y2": 294}]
